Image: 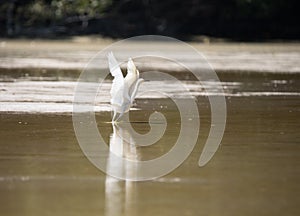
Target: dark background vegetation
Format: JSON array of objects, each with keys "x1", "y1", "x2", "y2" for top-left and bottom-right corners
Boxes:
[{"x1": 0, "y1": 0, "x2": 299, "y2": 41}]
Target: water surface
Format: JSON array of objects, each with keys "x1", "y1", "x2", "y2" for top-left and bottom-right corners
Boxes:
[{"x1": 0, "y1": 72, "x2": 299, "y2": 216}]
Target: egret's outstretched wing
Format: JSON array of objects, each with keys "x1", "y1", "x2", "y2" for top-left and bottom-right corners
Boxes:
[
  {"x1": 108, "y1": 52, "x2": 124, "y2": 106},
  {"x1": 126, "y1": 58, "x2": 143, "y2": 101},
  {"x1": 125, "y1": 58, "x2": 142, "y2": 98},
  {"x1": 108, "y1": 52, "x2": 123, "y2": 77},
  {"x1": 126, "y1": 58, "x2": 138, "y2": 76},
  {"x1": 130, "y1": 78, "x2": 144, "y2": 104}
]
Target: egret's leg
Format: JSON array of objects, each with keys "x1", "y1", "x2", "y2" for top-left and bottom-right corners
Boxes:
[
  {"x1": 112, "y1": 110, "x2": 117, "y2": 122},
  {"x1": 115, "y1": 112, "x2": 124, "y2": 122}
]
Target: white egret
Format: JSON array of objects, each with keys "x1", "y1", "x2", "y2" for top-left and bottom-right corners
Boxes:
[{"x1": 108, "y1": 52, "x2": 144, "y2": 122}]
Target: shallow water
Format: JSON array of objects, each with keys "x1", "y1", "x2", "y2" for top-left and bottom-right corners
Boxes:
[{"x1": 0, "y1": 73, "x2": 299, "y2": 216}]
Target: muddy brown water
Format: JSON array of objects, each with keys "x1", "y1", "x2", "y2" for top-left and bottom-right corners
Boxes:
[{"x1": 0, "y1": 72, "x2": 299, "y2": 216}]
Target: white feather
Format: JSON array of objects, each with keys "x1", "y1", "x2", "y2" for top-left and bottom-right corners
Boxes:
[
  {"x1": 107, "y1": 52, "x2": 144, "y2": 122},
  {"x1": 108, "y1": 52, "x2": 124, "y2": 107}
]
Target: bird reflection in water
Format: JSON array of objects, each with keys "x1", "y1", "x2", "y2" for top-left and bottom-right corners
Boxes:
[{"x1": 105, "y1": 122, "x2": 139, "y2": 216}]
